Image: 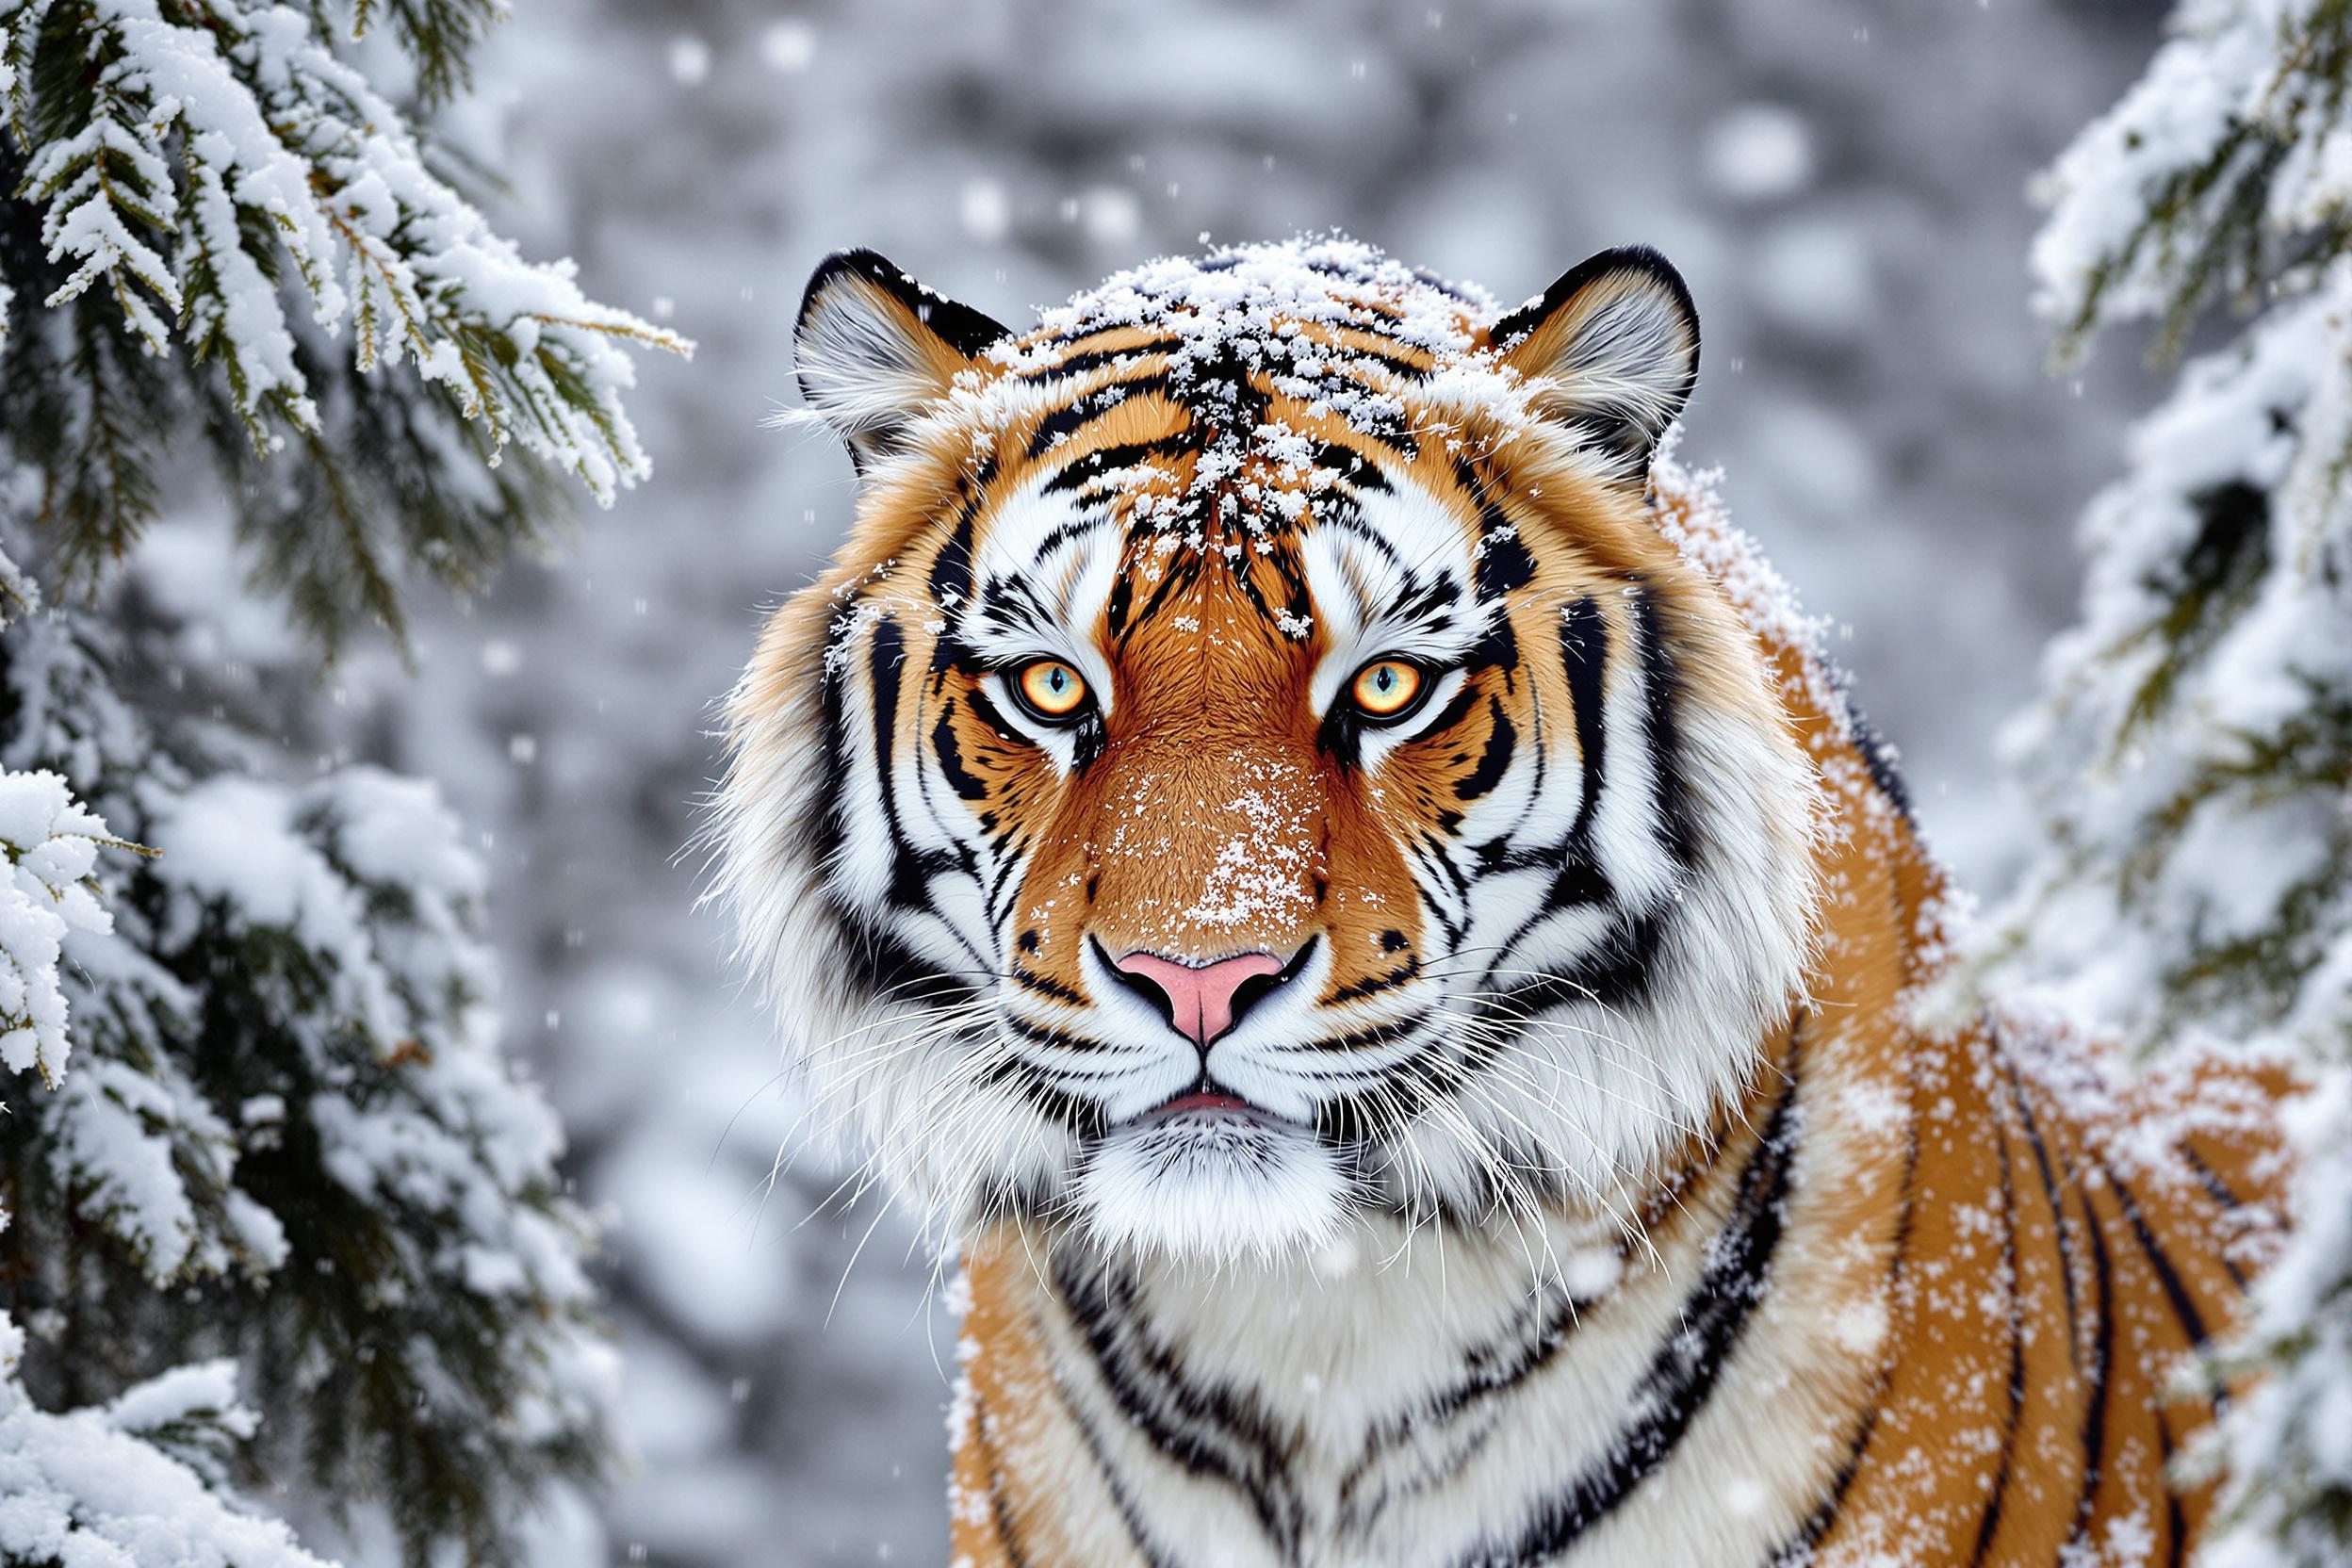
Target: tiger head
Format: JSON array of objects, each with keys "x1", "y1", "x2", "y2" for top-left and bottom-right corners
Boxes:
[{"x1": 714, "y1": 238, "x2": 1821, "y2": 1266}]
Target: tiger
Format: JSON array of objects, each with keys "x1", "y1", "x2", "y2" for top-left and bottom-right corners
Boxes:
[{"x1": 710, "y1": 237, "x2": 2295, "y2": 1568}]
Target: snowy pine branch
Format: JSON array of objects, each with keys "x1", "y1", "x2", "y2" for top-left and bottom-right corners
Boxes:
[
  {"x1": 0, "y1": 1, "x2": 652, "y2": 1559},
  {"x1": 0, "y1": 604, "x2": 614, "y2": 1566},
  {"x1": 355, "y1": 0, "x2": 508, "y2": 106},
  {"x1": 2034, "y1": 0, "x2": 2352, "y2": 363},
  {"x1": 0, "y1": 1315, "x2": 334, "y2": 1568},
  {"x1": 0, "y1": 0, "x2": 692, "y2": 648},
  {"x1": 0, "y1": 763, "x2": 134, "y2": 1088},
  {"x1": 1990, "y1": 276, "x2": 2352, "y2": 1050}
]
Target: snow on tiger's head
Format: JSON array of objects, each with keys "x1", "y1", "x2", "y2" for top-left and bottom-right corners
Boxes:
[{"x1": 712, "y1": 237, "x2": 1821, "y2": 1266}]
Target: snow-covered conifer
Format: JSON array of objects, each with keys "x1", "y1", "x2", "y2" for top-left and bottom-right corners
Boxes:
[
  {"x1": 0, "y1": 1320, "x2": 335, "y2": 1568},
  {"x1": 0, "y1": 581, "x2": 617, "y2": 1565},
  {"x1": 0, "y1": 602, "x2": 339, "y2": 1568},
  {"x1": 1997, "y1": 2, "x2": 2352, "y2": 1560},
  {"x1": 0, "y1": 1, "x2": 678, "y2": 1560}
]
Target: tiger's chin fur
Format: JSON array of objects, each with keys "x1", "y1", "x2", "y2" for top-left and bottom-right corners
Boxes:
[
  {"x1": 1076, "y1": 1111, "x2": 1354, "y2": 1265},
  {"x1": 712, "y1": 237, "x2": 2295, "y2": 1566}
]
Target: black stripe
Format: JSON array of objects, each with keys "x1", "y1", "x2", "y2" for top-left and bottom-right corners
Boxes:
[
  {"x1": 1009, "y1": 966, "x2": 1086, "y2": 1006},
  {"x1": 1031, "y1": 507, "x2": 1119, "y2": 562},
  {"x1": 1455, "y1": 1041, "x2": 1804, "y2": 1568},
  {"x1": 1476, "y1": 601, "x2": 1616, "y2": 965},
  {"x1": 1040, "y1": 437, "x2": 1191, "y2": 496},
  {"x1": 2066, "y1": 1171, "x2": 2116, "y2": 1547},
  {"x1": 2176, "y1": 1143, "x2": 2246, "y2": 1213},
  {"x1": 811, "y1": 613, "x2": 975, "y2": 1004},
  {"x1": 1104, "y1": 572, "x2": 1135, "y2": 638},
  {"x1": 1051, "y1": 1377, "x2": 1185, "y2": 1568},
  {"x1": 1334, "y1": 1266, "x2": 1598, "y2": 1533},
  {"x1": 978, "y1": 1054, "x2": 1108, "y2": 1138},
  {"x1": 1826, "y1": 661, "x2": 1912, "y2": 822},
  {"x1": 927, "y1": 466, "x2": 987, "y2": 614},
  {"x1": 2101, "y1": 1149, "x2": 2228, "y2": 1568},
  {"x1": 1055, "y1": 1258, "x2": 1308, "y2": 1558},
  {"x1": 1467, "y1": 612, "x2": 1519, "y2": 679},
  {"x1": 1306, "y1": 1013, "x2": 1434, "y2": 1055},
  {"x1": 931, "y1": 702, "x2": 990, "y2": 802},
  {"x1": 1765, "y1": 1405, "x2": 1879, "y2": 1566},
  {"x1": 1224, "y1": 533, "x2": 1311, "y2": 634},
  {"x1": 1628, "y1": 581, "x2": 1701, "y2": 870},
  {"x1": 1020, "y1": 341, "x2": 1180, "y2": 382},
  {"x1": 1417, "y1": 831, "x2": 1475, "y2": 906},
  {"x1": 999, "y1": 1011, "x2": 1112, "y2": 1054},
  {"x1": 1460, "y1": 460, "x2": 1535, "y2": 600},
  {"x1": 2006, "y1": 1064, "x2": 2082, "y2": 1372},
  {"x1": 1453, "y1": 700, "x2": 1517, "y2": 801},
  {"x1": 1558, "y1": 595, "x2": 1609, "y2": 854},
  {"x1": 868, "y1": 618, "x2": 962, "y2": 908},
  {"x1": 1967, "y1": 1116, "x2": 2027, "y2": 1566},
  {"x1": 1311, "y1": 441, "x2": 1390, "y2": 491},
  {"x1": 1311, "y1": 495, "x2": 1411, "y2": 566},
  {"x1": 1121, "y1": 549, "x2": 1207, "y2": 641},
  {"x1": 2105, "y1": 1161, "x2": 2213, "y2": 1353},
  {"x1": 970, "y1": 1401, "x2": 1038, "y2": 1568},
  {"x1": 1504, "y1": 906, "x2": 1666, "y2": 1013},
  {"x1": 1415, "y1": 877, "x2": 1467, "y2": 948},
  {"x1": 963, "y1": 683, "x2": 1034, "y2": 744},
  {"x1": 1327, "y1": 957, "x2": 1419, "y2": 1004},
  {"x1": 2174, "y1": 1143, "x2": 2254, "y2": 1290},
  {"x1": 1027, "y1": 399, "x2": 1099, "y2": 456},
  {"x1": 809, "y1": 612, "x2": 856, "y2": 870},
  {"x1": 986, "y1": 844, "x2": 1031, "y2": 930},
  {"x1": 1319, "y1": 336, "x2": 1435, "y2": 384},
  {"x1": 1424, "y1": 682, "x2": 1485, "y2": 743}
]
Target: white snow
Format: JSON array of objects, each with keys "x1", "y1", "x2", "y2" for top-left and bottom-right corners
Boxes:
[
  {"x1": 5, "y1": 0, "x2": 690, "y2": 493},
  {"x1": 0, "y1": 1315, "x2": 332, "y2": 1568},
  {"x1": 0, "y1": 768, "x2": 122, "y2": 1086}
]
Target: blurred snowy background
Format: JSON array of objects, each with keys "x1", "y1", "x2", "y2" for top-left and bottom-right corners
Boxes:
[{"x1": 127, "y1": 1, "x2": 2177, "y2": 1560}]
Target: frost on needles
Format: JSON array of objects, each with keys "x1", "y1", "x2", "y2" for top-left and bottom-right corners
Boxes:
[
  {"x1": 0, "y1": 743, "x2": 330, "y2": 1568},
  {"x1": 0, "y1": 0, "x2": 683, "y2": 1561},
  {"x1": 0, "y1": 573, "x2": 615, "y2": 1566},
  {"x1": 1988, "y1": 0, "x2": 2352, "y2": 1561},
  {"x1": 0, "y1": 0, "x2": 690, "y2": 651}
]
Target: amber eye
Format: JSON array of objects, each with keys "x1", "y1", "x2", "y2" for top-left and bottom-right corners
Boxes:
[
  {"x1": 1014, "y1": 659, "x2": 1091, "y2": 723},
  {"x1": 1349, "y1": 659, "x2": 1425, "y2": 721}
]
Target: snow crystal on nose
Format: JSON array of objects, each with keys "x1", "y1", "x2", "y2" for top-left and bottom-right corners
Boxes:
[{"x1": 1177, "y1": 759, "x2": 1324, "y2": 932}]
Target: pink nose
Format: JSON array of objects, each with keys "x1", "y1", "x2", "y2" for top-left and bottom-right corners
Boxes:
[{"x1": 1111, "y1": 950, "x2": 1285, "y2": 1046}]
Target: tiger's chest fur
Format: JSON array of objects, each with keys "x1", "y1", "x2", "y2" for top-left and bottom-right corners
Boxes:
[{"x1": 942, "y1": 576, "x2": 2291, "y2": 1568}]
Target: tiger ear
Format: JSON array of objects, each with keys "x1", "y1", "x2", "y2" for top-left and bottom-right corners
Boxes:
[
  {"x1": 1491, "y1": 246, "x2": 1699, "y2": 482},
  {"x1": 794, "y1": 249, "x2": 1010, "y2": 471}
]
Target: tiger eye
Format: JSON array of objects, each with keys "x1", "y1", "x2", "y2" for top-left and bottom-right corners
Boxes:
[
  {"x1": 1017, "y1": 660, "x2": 1089, "y2": 719},
  {"x1": 1350, "y1": 659, "x2": 1423, "y2": 718}
]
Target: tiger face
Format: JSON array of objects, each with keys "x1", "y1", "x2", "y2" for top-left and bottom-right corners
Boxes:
[{"x1": 714, "y1": 239, "x2": 1821, "y2": 1265}]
